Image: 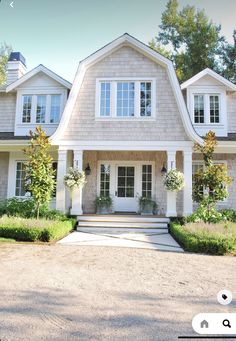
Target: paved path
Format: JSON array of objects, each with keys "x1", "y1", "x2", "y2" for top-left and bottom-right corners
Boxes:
[
  {"x1": 58, "y1": 228, "x2": 183, "y2": 252},
  {"x1": 0, "y1": 244, "x2": 235, "y2": 341}
]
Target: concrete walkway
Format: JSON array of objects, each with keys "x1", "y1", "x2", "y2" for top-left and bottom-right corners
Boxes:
[{"x1": 58, "y1": 228, "x2": 183, "y2": 252}]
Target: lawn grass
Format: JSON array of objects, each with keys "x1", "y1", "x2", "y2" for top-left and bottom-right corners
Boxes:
[
  {"x1": 170, "y1": 221, "x2": 236, "y2": 255},
  {"x1": 0, "y1": 216, "x2": 76, "y2": 242}
]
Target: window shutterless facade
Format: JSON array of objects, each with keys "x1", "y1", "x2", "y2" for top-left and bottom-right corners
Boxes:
[
  {"x1": 21, "y1": 94, "x2": 62, "y2": 124},
  {"x1": 15, "y1": 161, "x2": 26, "y2": 197},
  {"x1": 142, "y1": 165, "x2": 152, "y2": 198},
  {"x1": 22, "y1": 95, "x2": 32, "y2": 123},
  {"x1": 193, "y1": 94, "x2": 220, "y2": 124},
  {"x1": 15, "y1": 161, "x2": 58, "y2": 198},
  {"x1": 100, "y1": 164, "x2": 110, "y2": 197},
  {"x1": 96, "y1": 79, "x2": 156, "y2": 118}
]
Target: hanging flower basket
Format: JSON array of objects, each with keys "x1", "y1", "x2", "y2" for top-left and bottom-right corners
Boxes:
[
  {"x1": 64, "y1": 167, "x2": 87, "y2": 190},
  {"x1": 163, "y1": 169, "x2": 185, "y2": 192}
]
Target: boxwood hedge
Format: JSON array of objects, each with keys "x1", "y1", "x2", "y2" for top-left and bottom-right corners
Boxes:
[
  {"x1": 0, "y1": 216, "x2": 76, "y2": 242},
  {"x1": 170, "y1": 222, "x2": 236, "y2": 255}
]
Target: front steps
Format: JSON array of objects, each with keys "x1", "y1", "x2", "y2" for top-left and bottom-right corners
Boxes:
[{"x1": 77, "y1": 215, "x2": 170, "y2": 232}]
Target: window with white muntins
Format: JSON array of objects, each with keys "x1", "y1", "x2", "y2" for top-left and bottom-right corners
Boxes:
[
  {"x1": 21, "y1": 94, "x2": 62, "y2": 124},
  {"x1": 97, "y1": 79, "x2": 155, "y2": 118},
  {"x1": 193, "y1": 94, "x2": 220, "y2": 124}
]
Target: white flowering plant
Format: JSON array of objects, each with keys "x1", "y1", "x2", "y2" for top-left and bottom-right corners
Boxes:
[
  {"x1": 163, "y1": 169, "x2": 185, "y2": 192},
  {"x1": 64, "y1": 167, "x2": 87, "y2": 190}
]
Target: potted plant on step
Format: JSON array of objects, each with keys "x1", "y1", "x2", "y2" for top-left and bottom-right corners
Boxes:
[
  {"x1": 139, "y1": 196, "x2": 157, "y2": 215},
  {"x1": 95, "y1": 196, "x2": 113, "y2": 214}
]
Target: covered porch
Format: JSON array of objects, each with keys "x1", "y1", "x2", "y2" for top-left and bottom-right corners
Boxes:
[{"x1": 56, "y1": 142, "x2": 193, "y2": 217}]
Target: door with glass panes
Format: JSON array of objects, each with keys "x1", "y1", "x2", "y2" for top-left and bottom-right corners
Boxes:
[{"x1": 114, "y1": 165, "x2": 138, "y2": 212}]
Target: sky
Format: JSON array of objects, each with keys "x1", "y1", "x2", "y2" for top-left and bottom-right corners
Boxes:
[{"x1": 0, "y1": 0, "x2": 235, "y2": 82}]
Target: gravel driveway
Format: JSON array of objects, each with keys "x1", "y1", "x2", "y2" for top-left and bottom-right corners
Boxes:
[{"x1": 0, "y1": 244, "x2": 235, "y2": 341}]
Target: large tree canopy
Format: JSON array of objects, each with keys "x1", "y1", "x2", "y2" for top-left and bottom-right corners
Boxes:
[
  {"x1": 150, "y1": 0, "x2": 230, "y2": 83},
  {"x1": 0, "y1": 43, "x2": 12, "y2": 85}
]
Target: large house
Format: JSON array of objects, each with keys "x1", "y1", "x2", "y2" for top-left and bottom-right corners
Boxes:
[{"x1": 0, "y1": 33, "x2": 236, "y2": 217}]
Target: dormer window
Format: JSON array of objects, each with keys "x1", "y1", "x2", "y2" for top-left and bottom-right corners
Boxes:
[
  {"x1": 21, "y1": 94, "x2": 62, "y2": 124},
  {"x1": 22, "y1": 95, "x2": 32, "y2": 123},
  {"x1": 193, "y1": 93, "x2": 220, "y2": 124},
  {"x1": 96, "y1": 79, "x2": 155, "y2": 119}
]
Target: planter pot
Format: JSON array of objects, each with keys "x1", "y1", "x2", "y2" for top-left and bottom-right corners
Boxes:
[
  {"x1": 96, "y1": 206, "x2": 110, "y2": 215},
  {"x1": 140, "y1": 202, "x2": 154, "y2": 215}
]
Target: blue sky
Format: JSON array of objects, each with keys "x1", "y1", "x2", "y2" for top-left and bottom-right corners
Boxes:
[{"x1": 0, "y1": 0, "x2": 235, "y2": 82}]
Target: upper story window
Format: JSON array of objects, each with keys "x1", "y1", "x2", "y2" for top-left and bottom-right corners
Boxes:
[
  {"x1": 21, "y1": 94, "x2": 61, "y2": 124},
  {"x1": 117, "y1": 82, "x2": 135, "y2": 117},
  {"x1": 22, "y1": 95, "x2": 32, "y2": 123},
  {"x1": 97, "y1": 79, "x2": 155, "y2": 119},
  {"x1": 193, "y1": 93, "x2": 220, "y2": 124},
  {"x1": 36, "y1": 95, "x2": 46, "y2": 124},
  {"x1": 50, "y1": 95, "x2": 61, "y2": 123}
]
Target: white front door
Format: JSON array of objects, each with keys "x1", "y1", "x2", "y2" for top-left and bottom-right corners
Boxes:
[{"x1": 113, "y1": 165, "x2": 138, "y2": 212}]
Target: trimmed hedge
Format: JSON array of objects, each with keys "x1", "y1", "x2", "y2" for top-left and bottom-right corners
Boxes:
[
  {"x1": 0, "y1": 216, "x2": 76, "y2": 242},
  {"x1": 170, "y1": 222, "x2": 236, "y2": 255}
]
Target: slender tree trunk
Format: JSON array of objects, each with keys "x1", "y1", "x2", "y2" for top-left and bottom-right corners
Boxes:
[{"x1": 36, "y1": 203, "x2": 40, "y2": 220}]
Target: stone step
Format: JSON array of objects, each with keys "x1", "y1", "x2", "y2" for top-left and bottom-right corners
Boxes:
[
  {"x1": 77, "y1": 215, "x2": 170, "y2": 224},
  {"x1": 78, "y1": 221, "x2": 168, "y2": 229},
  {"x1": 77, "y1": 227, "x2": 169, "y2": 234}
]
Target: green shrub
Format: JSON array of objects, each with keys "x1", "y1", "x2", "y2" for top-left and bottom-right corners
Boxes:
[
  {"x1": 0, "y1": 216, "x2": 75, "y2": 242},
  {"x1": 220, "y1": 208, "x2": 236, "y2": 222},
  {"x1": 170, "y1": 222, "x2": 236, "y2": 255},
  {"x1": 0, "y1": 198, "x2": 68, "y2": 221}
]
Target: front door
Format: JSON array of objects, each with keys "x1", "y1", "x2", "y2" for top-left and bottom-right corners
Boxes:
[{"x1": 114, "y1": 165, "x2": 138, "y2": 212}]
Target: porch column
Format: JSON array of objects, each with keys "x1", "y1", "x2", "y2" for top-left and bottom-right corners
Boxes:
[
  {"x1": 166, "y1": 150, "x2": 177, "y2": 217},
  {"x1": 183, "y1": 150, "x2": 193, "y2": 216},
  {"x1": 70, "y1": 149, "x2": 83, "y2": 216},
  {"x1": 56, "y1": 149, "x2": 67, "y2": 213}
]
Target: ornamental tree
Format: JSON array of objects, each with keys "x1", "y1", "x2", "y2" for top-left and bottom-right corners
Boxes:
[
  {"x1": 193, "y1": 131, "x2": 232, "y2": 216},
  {"x1": 23, "y1": 126, "x2": 55, "y2": 219}
]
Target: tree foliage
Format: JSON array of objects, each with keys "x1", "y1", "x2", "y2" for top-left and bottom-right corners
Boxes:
[
  {"x1": 150, "y1": 0, "x2": 226, "y2": 82},
  {"x1": 23, "y1": 127, "x2": 55, "y2": 219},
  {"x1": 221, "y1": 30, "x2": 236, "y2": 84},
  {"x1": 0, "y1": 43, "x2": 12, "y2": 85},
  {"x1": 193, "y1": 131, "x2": 232, "y2": 209}
]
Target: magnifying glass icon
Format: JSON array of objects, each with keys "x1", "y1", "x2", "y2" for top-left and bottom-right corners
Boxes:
[{"x1": 223, "y1": 319, "x2": 231, "y2": 328}]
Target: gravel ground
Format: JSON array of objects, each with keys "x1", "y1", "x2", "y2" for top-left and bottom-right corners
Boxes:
[{"x1": 0, "y1": 244, "x2": 235, "y2": 341}]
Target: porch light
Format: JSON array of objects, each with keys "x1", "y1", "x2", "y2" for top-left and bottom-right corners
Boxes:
[
  {"x1": 85, "y1": 163, "x2": 91, "y2": 176},
  {"x1": 161, "y1": 164, "x2": 167, "y2": 175}
]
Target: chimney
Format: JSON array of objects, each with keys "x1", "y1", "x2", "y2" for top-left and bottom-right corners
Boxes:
[{"x1": 6, "y1": 52, "x2": 27, "y2": 85}]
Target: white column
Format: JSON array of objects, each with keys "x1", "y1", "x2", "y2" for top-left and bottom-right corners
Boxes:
[
  {"x1": 56, "y1": 149, "x2": 67, "y2": 213},
  {"x1": 166, "y1": 150, "x2": 177, "y2": 217},
  {"x1": 70, "y1": 150, "x2": 83, "y2": 216},
  {"x1": 183, "y1": 150, "x2": 193, "y2": 216}
]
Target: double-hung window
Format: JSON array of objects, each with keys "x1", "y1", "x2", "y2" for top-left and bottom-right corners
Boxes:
[
  {"x1": 97, "y1": 79, "x2": 154, "y2": 118},
  {"x1": 22, "y1": 95, "x2": 32, "y2": 123},
  {"x1": 193, "y1": 94, "x2": 220, "y2": 124}
]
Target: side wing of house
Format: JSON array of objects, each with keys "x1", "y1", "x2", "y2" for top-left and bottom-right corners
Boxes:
[
  {"x1": 181, "y1": 68, "x2": 236, "y2": 210},
  {"x1": 0, "y1": 54, "x2": 71, "y2": 206}
]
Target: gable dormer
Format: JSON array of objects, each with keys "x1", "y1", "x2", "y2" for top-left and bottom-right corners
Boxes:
[
  {"x1": 6, "y1": 63, "x2": 71, "y2": 136},
  {"x1": 181, "y1": 68, "x2": 236, "y2": 137}
]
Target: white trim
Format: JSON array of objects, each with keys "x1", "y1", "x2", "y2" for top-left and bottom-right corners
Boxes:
[
  {"x1": 54, "y1": 140, "x2": 194, "y2": 151},
  {"x1": 14, "y1": 89, "x2": 67, "y2": 136},
  {"x1": 6, "y1": 64, "x2": 71, "y2": 92},
  {"x1": 97, "y1": 160, "x2": 155, "y2": 212},
  {"x1": 95, "y1": 78, "x2": 156, "y2": 119},
  {"x1": 181, "y1": 68, "x2": 236, "y2": 91},
  {"x1": 51, "y1": 33, "x2": 202, "y2": 144}
]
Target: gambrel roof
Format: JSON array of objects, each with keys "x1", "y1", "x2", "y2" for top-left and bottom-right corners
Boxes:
[{"x1": 51, "y1": 33, "x2": 202, "y2": 144}]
